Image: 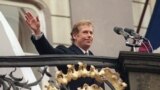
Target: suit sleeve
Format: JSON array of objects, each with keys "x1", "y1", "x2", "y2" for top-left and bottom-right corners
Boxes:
[{"x1": 31, "y1": 34, "x2": 64, "y2": 55}]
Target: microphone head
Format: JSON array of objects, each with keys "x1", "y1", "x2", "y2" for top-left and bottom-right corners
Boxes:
[
  {"x1": 124, "y1": 28, "x2": 136, "y2": 36},
  {"x1": 113, "y1": 27, "x2": 123, "y2": 35},
  {"x1": 124, "y1": 28, "x2": 143, "y2": 39}
]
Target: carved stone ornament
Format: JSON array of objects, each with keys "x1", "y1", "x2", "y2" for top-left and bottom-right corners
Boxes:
[
  {"x1": 45, "y1": 62, "x2": 127, "y2": 90},
  {"x1": 0, "y1": 67, "x2": 52, "y2": 90}
]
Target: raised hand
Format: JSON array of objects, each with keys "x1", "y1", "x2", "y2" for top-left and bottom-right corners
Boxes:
[{"x1": 25, "y1": 12, "x2": 41, "y2": 35}]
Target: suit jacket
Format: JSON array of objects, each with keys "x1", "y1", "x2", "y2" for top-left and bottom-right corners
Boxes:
[
  {"x1": 31, "y1": 35, "x2": 93, "y2": 55},
  {"x1": 31, "y1": 35, "x2": 101, "y2": 90}
]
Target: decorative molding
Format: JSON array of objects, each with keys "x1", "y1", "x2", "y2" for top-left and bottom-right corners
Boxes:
[{"x1": 46, "y1": 62, "x2": 127, "y2": 90}]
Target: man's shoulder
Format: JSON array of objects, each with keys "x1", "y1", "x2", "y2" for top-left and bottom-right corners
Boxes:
[
  {"x1": 56, "y1": 45, "x2": 68, "y2": 49},
  {"x1": 56, "y1": 45, "x2": 74, "y2": 54}
]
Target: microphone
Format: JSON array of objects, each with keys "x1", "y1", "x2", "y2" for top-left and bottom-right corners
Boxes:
[
  {"x1": 124, "y1": 28, "x2": 142, "y2": 39},
  {"x1": 113, "y1": 27, "x2": 123, "y2": 34},
  {"x1": 114, "y1": 27, "x2": 130, "y2": 40}
]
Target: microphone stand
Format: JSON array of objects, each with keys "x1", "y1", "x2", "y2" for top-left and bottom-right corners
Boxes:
[
  {"x1": 125, "y1": 36, "x2": 153, "y2": 53},
  {"x1": 125, "y1": 36, "x2": 141, "y2": 52},
  {"x1": 113, "y1": 27, "x2": 153, "y2": 53}
]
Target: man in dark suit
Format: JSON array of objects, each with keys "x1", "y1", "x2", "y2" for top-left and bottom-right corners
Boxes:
[
  {"x1": 25, "y1": 12, "x2": 102, "y2": 90},
  {"x1": 25, "y1": 12, "x2": 94, "y2": 56}
]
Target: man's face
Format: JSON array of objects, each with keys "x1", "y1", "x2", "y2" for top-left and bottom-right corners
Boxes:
[{"x1": 73, "y1": 25, "x2": 94, "y2": 50}]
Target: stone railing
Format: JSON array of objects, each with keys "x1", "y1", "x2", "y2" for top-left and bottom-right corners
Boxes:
[{"x1": 1, "y1": 51, "x2": 160, "y2": 90}]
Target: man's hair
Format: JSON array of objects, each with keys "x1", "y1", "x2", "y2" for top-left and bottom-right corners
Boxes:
[{"x1": 71, "y1": 19, "x2": 93, "y2": 42}]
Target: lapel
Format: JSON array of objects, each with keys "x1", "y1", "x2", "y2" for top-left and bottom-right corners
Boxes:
[
  {"x1": 69, "y1": 44, "x2": 94, "y2": 55},
  {"x1": 69, "y1": 44, "x2": 84, "y2": 55},
  {"x1": 88, "y1": 51, "x2": 94, "y2": 55}
]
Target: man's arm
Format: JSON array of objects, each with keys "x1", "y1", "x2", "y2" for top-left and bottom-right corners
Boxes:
[
  {"x1": 25, "y1": 12, "x2": 65, "y2": 54},
  {"x1": 31, "y1": 34, "x2": 65, "y2": 54}
]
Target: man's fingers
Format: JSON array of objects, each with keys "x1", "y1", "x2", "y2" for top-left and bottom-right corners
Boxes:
[
  {"x1": 25, "y1": 12, "x2": 34, "y2": 21},
  {"x1": 25, "y1": 12, "x2": 38, "y2": 25},
  {"x1": 25, "y1": 15, "x2": 29, "y2": 21},
  {"x1": 28, "y1": 12, "x2": 33, "y2": 18},
  {"x1": 25, "y1": 12, "x2": 31, "y2": 22}
]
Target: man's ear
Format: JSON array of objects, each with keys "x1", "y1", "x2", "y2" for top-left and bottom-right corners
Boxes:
[{"x1": 72, "y1": 33, "x2": 77, "y2": 39}]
